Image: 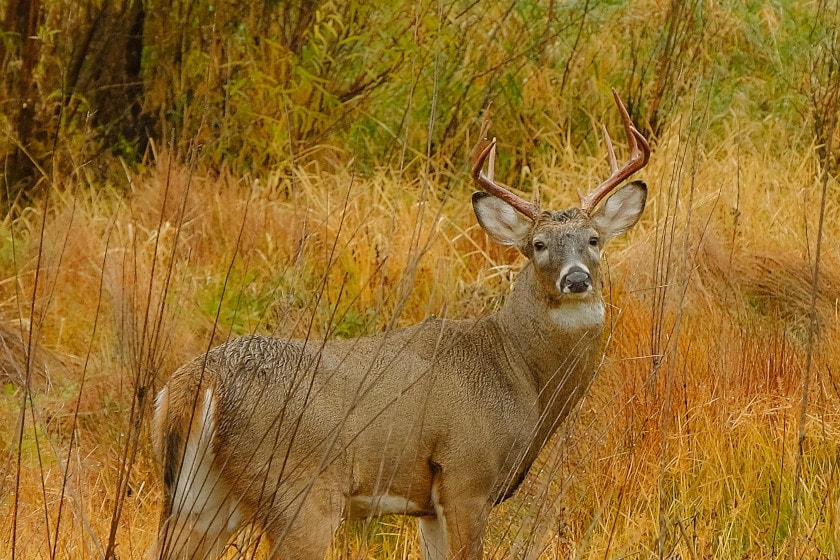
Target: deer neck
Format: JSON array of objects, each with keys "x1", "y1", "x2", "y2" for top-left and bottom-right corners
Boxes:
[{"x1": 493, "y1": 264, "x2": 605, "y2": 411}]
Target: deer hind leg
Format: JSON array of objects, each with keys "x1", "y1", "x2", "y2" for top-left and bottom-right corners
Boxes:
[
  {"x1": 261, "y1": 482, "x2": 342, "y2": 560},
  {"x1": 153, "y1": 388, "x2": 245, "y2": 560}
]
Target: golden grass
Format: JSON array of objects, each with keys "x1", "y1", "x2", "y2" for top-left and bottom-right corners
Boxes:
[{"x1": 1, "y1": 106, "x2": 838, "y2": 559}]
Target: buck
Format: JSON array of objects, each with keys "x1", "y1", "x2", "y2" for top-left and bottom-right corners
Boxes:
[{"x1": 152, "y1": 90, "x2": 650, "y2": 560}]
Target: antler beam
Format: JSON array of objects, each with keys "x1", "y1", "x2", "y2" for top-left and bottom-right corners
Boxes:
[
  {"x1": 579, "y1": 89, "x2": 650, "y2": 214},
  {"x1": 471, "y1": 110, "x2": 541, "y2": 221}
]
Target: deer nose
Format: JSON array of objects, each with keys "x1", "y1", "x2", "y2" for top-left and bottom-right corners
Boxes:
[{"x1": 561, "y1": 267, "x2": 592, "y2": 294}]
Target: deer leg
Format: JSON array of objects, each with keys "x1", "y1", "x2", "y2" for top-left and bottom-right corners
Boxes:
[
  {"x1": 418, "y1": 515, "x2": 448, "y2": 560},
  {"x1": 423, "y1": 476, "x2": 491, "y2": 560},
  {"x1": 153, "y1": 474, "x2": 244, "y2": 560},
  {"x1": 263, "y1": 483, "x2": 342, "y2": 560},
  {"x1": 420, "y1": 501, "x2": 489, "y2": 559},
  {"x1": 442, "y1": 501, "x2": 490, "y2": 560}
]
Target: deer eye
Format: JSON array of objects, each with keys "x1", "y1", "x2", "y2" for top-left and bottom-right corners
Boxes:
[
  {"x1": 589, "y1": 236, "x2": 599, "y2": 247},
  {"x1": 533, "y1": 240, "x2": 546, "y2": 251}
]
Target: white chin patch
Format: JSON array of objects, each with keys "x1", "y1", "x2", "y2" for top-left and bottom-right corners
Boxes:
[{"x1": 549, "y1": 301, "x2": 605, "y2": 330}]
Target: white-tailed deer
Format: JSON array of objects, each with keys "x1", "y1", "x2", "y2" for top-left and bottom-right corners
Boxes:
[{"x1": 152, "y1": 90, "x2": 650, "y2": 560}]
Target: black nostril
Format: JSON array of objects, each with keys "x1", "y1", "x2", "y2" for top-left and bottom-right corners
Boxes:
[{"x1": 562, "y1": 269, "x2": 592, "y2": 293}]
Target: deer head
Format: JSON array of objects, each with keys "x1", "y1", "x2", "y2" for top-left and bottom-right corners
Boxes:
[{"x1": 470, "y1": 90, "x2": 650, "y2": 307}]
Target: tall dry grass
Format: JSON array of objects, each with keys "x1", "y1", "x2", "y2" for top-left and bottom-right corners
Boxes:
[{"x1": 1, "y1": 99, "x2": 838, "y2": 560}]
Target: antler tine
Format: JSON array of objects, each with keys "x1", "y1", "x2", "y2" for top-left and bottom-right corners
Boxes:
[
  {"x1": 471, "y1": 109, "x2": 540, "y2": 220},
  {"x1": 579, "y1": 89, "x2": 651, "y2": 214},
  {"x1": 602, "y1": 124, "x2": 618, "y2": 174}
]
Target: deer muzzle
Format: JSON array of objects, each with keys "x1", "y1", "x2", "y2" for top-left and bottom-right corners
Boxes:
[{"x1": 560, "y1": 267, "x2": 593, "y2": 294}]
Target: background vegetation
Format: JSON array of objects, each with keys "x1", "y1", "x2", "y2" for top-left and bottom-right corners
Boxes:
[{"x1": 1, "y1": 0, "x2": 839, "y2": 558}]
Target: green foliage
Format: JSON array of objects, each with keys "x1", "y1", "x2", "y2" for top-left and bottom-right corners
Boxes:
[
  {"x1": 1, "y1": 1, "x2": 838, "y2": 201},
  {"x1": 0, "y1": 222, "x2": 23, "y2": 271},
  {"x1": 198, "y1": 267, "x2": 290, "y2": 336},
  {"x1": 326, "y1": 306, "x2": 367, "y2": 339}
]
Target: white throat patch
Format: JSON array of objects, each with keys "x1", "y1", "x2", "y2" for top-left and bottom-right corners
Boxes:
[{"x1": 548, "y1": 301, "x2": 605, "y2": 331}]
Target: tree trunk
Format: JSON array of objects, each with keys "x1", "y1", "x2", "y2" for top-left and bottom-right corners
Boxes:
[{"x1": 2, "y1": 0, "x2": 44, "y2": 212}]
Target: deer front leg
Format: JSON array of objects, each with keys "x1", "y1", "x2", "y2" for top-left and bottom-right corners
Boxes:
[
  {"x1": 418, "y1": 516, "x2": 448, "y2": 560},
  {"x1": 418, "y1": 476, "x2": 492, "y2": 560}
]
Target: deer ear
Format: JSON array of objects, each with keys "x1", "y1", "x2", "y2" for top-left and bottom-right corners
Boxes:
[
  {"x1": 590, "y1": 181, "x2": 647, "y2": 243},
  {"x1": 472, "y1": 192, "x2": 533, "y2": 252}
]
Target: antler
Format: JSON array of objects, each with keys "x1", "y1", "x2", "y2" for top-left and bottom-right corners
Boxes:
[
  {"x1": 578, "y1": 89, "x2": 650, "y2": 214},
  {"x1": 471, "y1": 108, "x2": 541, "y2": 220}
]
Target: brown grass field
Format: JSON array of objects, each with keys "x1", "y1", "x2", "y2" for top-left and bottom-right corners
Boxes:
[{"x1": 1, "y1": 92, "x2": 839, "y2": 560}]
